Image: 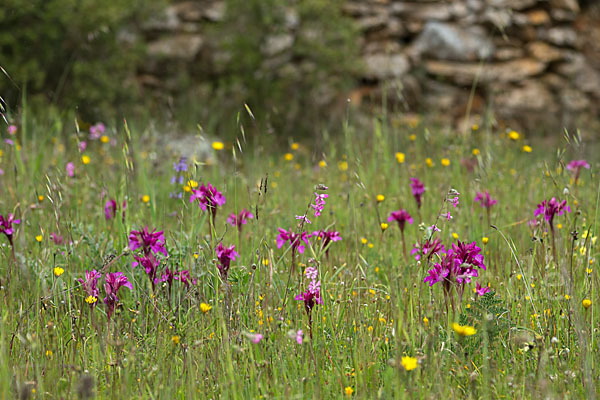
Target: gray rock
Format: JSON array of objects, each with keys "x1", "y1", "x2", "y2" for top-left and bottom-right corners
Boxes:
[
  {"x1": 143, "y1": 6, "x2": 180, "y2": 32},
  {"x1": 262, "y1": 34, "x2": 294, "y2": 57},
  {"x1": 527, "y1": 41, "x2": 563, "y2": 63},
  {"x1": 390, "y1": 3, "x2": 452, "y2": 20},
  {"x1": 425, "y1": 58, "x2": 546, "y2": 84},
  {"x1": 413, "y1": 22, "x2": 494, "y2": 61},
  {"x1": 487, "y1": 0, "x2": 537, "y2": 10},
  {"x1": 357, "y1": 14, "x2": 389, "y2": 32},
  {"x1": 147, "y1": 34, "x2": 204, "y2": 61},
  {"x1": 541, "y1": 27, "x2": 578, "y2": 47},
  {"x1": 364, "y1": 53, "x2": 410, "y2": 80}
]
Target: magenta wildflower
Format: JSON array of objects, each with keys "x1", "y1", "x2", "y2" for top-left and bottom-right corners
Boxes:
[
  {"x1": 133, "y1": 254, "x2": 160, "y2": 291},
  {"x1": 277, "y1": 228, "x2": 311, "y2": 254},
  {"x1": 566, "y1": 159, "x2": 590, "y2": 182},
  {"x1": 175, "y1": 269, "x2": 197, "y2": 288},
  {"x1": 103, "y1": 272, "x2": 132, "y2": 320},
  {"x1": 0, "y1": 213, "x2": 20, "y2": 243},
  {"x1": 128, "y1": 226, "x2": 167, "y2": 257},
  {"x1": 411, "y1": 238, "x2": 445, "y2": 261},
  {"x1": 295, "y1": 214, "x2": 311, "y2": 224},
  {"x1": 78, "y1": 270, "x2": 101, "y2": 308},
  {"x1": 156, "y1": 266, "x2": 176, "y2": 290},
  {"x1": 66, "y1": 162, "x2": 75, "y2": 177},
  {"x1": 534, "y1": 197, "x2": 570, "y2": 230},
  {"x1": 410, "y1": 178, "x2": 425, "y2": 209},
  {"x1": 78, "y1": 141, "x2": 87, "y2": 152},
  {"x1": 248, "y1": 333, "x2": 264, "y2": 344},
  {"x1": 7, "y1": 125, "x2": 17, "y2": 135},
  {"x1": 474, "y1": 191, "x2": 497, "y2": 209},
  {"x1": 312, "y1": 229, "x2": 341, "y2": 256},
  {"x1": 189, "y1": 183, "x2": 226, "y2": 220},
  {"x1": 296, "y1": 330, "x2": 304, "y2": 345},
  {"x1": 295, "y1": 279, "x2": 323, "y2": 311},
  {"x1": 424, "y1": 241, "x2": 486, "y2": 291},
  {"x1": 104, "y1": 199, "x2": 117, "y2": 220},
  {"x1": 227, "y1": 208, "x2": 254, "y2": 232},
  {"x1": 216, "y1": 243, "x2": 239, "y2": 280},
  {"x1": 311, "y1": 192, "x2": 329, "y2": 217},
  {"x1": 476, "y1": 282, "x2": 490, "y2": 296},
  {"x1": 388, "y1": 210, "x2": 413, "y2": 232},
  {"x1": 89, "y1": 122, "x2": 105, "y2": 140},
  {"x1": 50, "y1": 232, "x2": 64, "y2": 245}
]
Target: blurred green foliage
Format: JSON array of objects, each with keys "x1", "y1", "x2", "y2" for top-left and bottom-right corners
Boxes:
[
  {"x1": 209, "y1": 0, "x2": 361, "y2": 136},
  {"x1": 0, "y1": 0, "x2": 164, "y2": 119}
]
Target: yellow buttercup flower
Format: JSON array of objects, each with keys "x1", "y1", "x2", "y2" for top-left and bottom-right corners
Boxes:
[
  {"x1": 582, "y1": 299, "x2": 592, "y2": 309},
  {"x1": 290, "y1": 142, "x2": 299, "y2": 150},
  {"x1": 522, "y1": 145, "x2": 532, "y2": 153},
  {"x1": 318, "y1": 160, "x2": 327, "y2": 168},
  {"x1": 472, "y1": 124, "x2": 479, "y2": 131},
  {"x1": 376, "y1": 194, "x2": 385, "y2": 203},
  {"x1": 212, "y1": 141, "x2": 225, "y2": 151},
  {"x1": 452, "y1": 322, "x2": 476, "y2": 336},
  {"x1": 395, "y1": 152, "x2": 405, "y2": 164},
  {"x1": 380, "y1": 222, "x2": 388, "y2": 231},
  {"x1": 482, "y1": 237, "x2": 489, "y2": 245},
  {"x1": 35, "y1": 235, "x2": 43, "y2": 243},
  {"x1": 85, "y1": 296, "x2": 98, "y2": 304},
  {"x1": 409, "y1": 134, "x2": 416, "y2": 141},
  {"x1": 425, "y1": 158, "x2": 433, "y2": 167},
  {"x1": 81, "y1": 155, "x2": 91, "y2": 165},
  {"x1": 53, "y1": 267, "x2": 64, "y2": 277},
  {"x1": 508, "y1": 131, "x2": 520, "y2": 140},
  {"x1": 284, "y1": 153, "x2": 293, "y2": 161},
  {"x1": 38, "y1": 195, "x2": 45, "y2": 202},
  {"x1": 200, "y1": 303, "x2": 212, "y2": 313},
  {"x1": 401, "y1": 356, "x2": 418, "y2": 371},
  {"x1": 452, "y1": 232, "x2": 459, "y2": 240},
  {"x1": 338, "y1": 161, "x2": 349, "y2": 171},
  {"x1": 142, "y1": 195, "x2": 150, "y2": 203},
  {"x1": 441, "y1": 158, "x2": 450, "y2": 167},
  {"x1": 100, "y1": 135, "x2": 110, "y2": 144},
  {"x1": 171, "y1": 335, "x2": 180, "y2": 345},
  {"x1": 360, "y1": 238, "x2": 368, "y2": 245},
  {"x1": 344, "y1": 387, "x2": 354, "y2": 397},
  {"x1": 472, "y1": 148, "x2": 480, "y2": 156},
  {"x1": 423, "y1": 316, "x2": 429, "y2": 327}
]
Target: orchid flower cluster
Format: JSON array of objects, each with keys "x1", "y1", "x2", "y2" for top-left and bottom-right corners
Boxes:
[
  {"x1": 312, "y1": 229, "x2": 342, "y2": 256},
  {"x1": 0, "y1": 213, "x2": 20, "y2": 245},
  {"x1": 566, "y1": 159, "x2": 590, "y2": 182},
  {"x1": 410, "y1": 178, "x2": 425, "y2": 209},
  {"x1": 79, "y1": 270, "x2": 132, "y2": 321},
  {"x1": 424, "y1": 241, "x2": 489, "y2": 307},
  {"x1": 227, "y1": 209, "x2": 254, "y2": 233},
  {"x1": 190, "y1": 182, "x2": 226, "y2": 221},
  {"x1": 216, "y1": 242, "x2": 239, "y2": 280},
  {"x1": 128, "y1": 226, "x2": 196, "y2": 292},
  {"x1": 295, "y1": 266, "x2": 322, "y2": 313},
  {"x1": 104, "y1": 198, "x2": 126, "y2": 221},
  {"x1": 534, "y1": 197, "x2": 570, "y2": 232}
]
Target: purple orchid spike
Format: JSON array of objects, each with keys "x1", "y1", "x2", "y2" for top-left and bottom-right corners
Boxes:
[
  {"x1": 128, "y1": 226, "x2": 167, "y2": 257},
  {"x1": 103, "y1": 272, "x2": 132, "y2": 320},
  {"x1": 216, "y1": 243, "x2": 239, "y2": 280},
  {"x1": 410, "y1": 178, "x2": 425, "y2": 209}
]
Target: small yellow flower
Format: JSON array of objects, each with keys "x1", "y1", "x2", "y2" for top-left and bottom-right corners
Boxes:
[
  {"x1": 344, "y1": 386, "x2": 354, "y2": 397},
  {"x1": 291, "y1": 142, "x2": 299, "y2": 150},
  {"x1": 376, "y1": 194, "x2": 385, "y2": 203},
  {"x1": 423, "y1": 316, "x2": 429, "y2": 327},
  {"x1": 187, "y1": 180, "x2": 198, "y2": 189},
  {"x1": 516, "y1": 274, "x2": 522, "y2": 280},
  {"x1": 212, "y1": 141, "x2": 225, "y2": 151},
  {"x1": 171, "y1": 335, "x2": 180, "y2": 345},
  {"x1": 401, "y1": 356, "x2": 418, "y2": 371},
  {"x1": 262, "y1": 258, "x2": 269, "y2": 266},
  {"x1": 200, "y1": 303, "x2": 212, "y2": 313},
  {"x1": 452, "y1": 322, "x2": 476, "y2": 336},
  {"x1": 294, "y1": 163, "x2": 301, "y2": 170},
  {"x1": 565, "y1": 294, "x2": 571, "y2": 300},
  {"x1": 395, "y1": 152, "x2": 405, "y2": 164},
  {"x1": 367, "y1": 325, "x2": 373, "y2": 333},
  {"x1": 441, "y1": 158, "x2": 450, "y2": 167},
  {"x1": 81, "y1": 155, "x2": 91, "y2": 165},
  {"x1": 368, "y1": 243, "x2": 374, "y2": 248},
  {"x1": 531, "y1": 283, "x2": 535, "y2": 288},
  {"x1": 38, "y1": 195, "x2": 45, "y2": 202},
  {"x1": 452, "y1": 232, "x2": 459, "y2": 240},
  {"x1": 582, "y1": 299, "x2": 592, "y2": 309},
  {"x1": 53, "y1": 267, "x2": 64, "y2": 277},
  {"x1": 35, "y1": 235, "x2": 43, "y2": 243},
  {"x1": 482, "y1": 237, "x2": 489, "y2": 245},
  {"x1": 193, "y1": 253, "x2": 199, "y2": 259},
  {"x1": 318, "y1": 160, "x2": 327, "y2": 168},
  {"x1": 360, "y1": 237, "x2": 368, "y2": 245},
  {"x1": 557, "y1": 223, "x2": 563, "y2": 230},
  {"x1": 409, "y1": 134, "x2": 416, "y2": 141},
  {"x1": 100, "y1": 135, "x2": 110, "y2": 144},
  {"x1": 472, "y1": 148, "x2": 480, "y2": 156},
  {"x1": 375, "y1": 266, "x2": 380, "y2": 273},
  {"x1": 85, "y1": 295, "x2": 97, "y2": 304},
  {"x1": 425, "y1": 157, "x2": 433, "y2": 167},
  {"x1": 338, "y1": 161, "x2": 349, "y2": 171},
  {"x1": 522, "y1": 145, "x2": 532, "y2": 153},
  {"x1": 142, "y1": 195, "x2": 150, "y2": 203},
  {"x1": 472, "y1": 124, "x2": 479, "y2": 131},
  {"x1": 46, "y1": 350, "x2": 53, "y2": 358},
  {"x1": 380, "y1": 222, "x2": 388, "y2": 231},
  {"x1": 508, "y1": 131, "x2": 520, "y2": 140},
  {"x1": 284, "y1": 153, "x2": 293, "y2": 161}
]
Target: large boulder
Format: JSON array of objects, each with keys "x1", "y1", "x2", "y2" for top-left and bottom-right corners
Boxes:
[{"x1": 413, "y1": 22, "x2": 495, "y2": 61}]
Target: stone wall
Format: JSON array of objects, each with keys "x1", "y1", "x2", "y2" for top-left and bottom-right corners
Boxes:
[{"x1": 141, "y1": 0, "x2": 600, "y2": 132}]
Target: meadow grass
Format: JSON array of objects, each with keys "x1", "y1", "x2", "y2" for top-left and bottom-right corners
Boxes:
[{"x1": 0, "y1": 112, "x2": 598, "y2": 399}]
